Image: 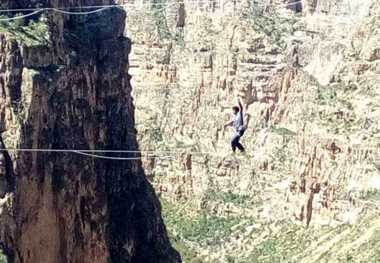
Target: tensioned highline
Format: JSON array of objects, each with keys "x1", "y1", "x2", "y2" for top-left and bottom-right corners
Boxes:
[
  {"x1": 0, "y1": 148, "x2": 216, "y2": 156},
  {"x1": 0, "y1": 148, "x2": 178, "y2": 160},
  {"x1": 0, "y1": 0, "x2": 306, "y2": 13},
  {"x1": 0, "y1": 1, "x2": 369, "y2": 25}
]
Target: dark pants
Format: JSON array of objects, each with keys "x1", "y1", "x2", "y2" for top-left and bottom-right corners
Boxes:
[{"x1": 231, "y1": 129, "x2": 245, "y2": 152}]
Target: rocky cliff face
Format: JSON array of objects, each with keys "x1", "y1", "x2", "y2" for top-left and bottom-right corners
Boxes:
[
  {"x1": 0, "y1": 1, "x2": 180, "y2": 262},
  {"x1": 126, "y1": 0, "x2": 379, "y2": 261}
]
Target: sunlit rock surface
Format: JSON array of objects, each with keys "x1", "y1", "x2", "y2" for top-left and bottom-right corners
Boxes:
[{"x1": 125, "y1": 0, "x2": 380, "y2": 261}]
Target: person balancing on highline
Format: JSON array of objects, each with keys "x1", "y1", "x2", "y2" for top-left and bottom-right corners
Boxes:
[{"x1": 224, "y1": 98, "x2": 247, "y2": 154}]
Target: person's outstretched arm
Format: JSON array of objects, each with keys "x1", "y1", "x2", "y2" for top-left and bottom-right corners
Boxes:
[
  {"x1": 238, "y1": 98, "x2": 244, "y2": 124},
  {"x1": 224, "y1": 120, "x2": 233, "y2": 128},
  {"x1": 238, "y1": 99, "x2": 243, "y2": 114}
]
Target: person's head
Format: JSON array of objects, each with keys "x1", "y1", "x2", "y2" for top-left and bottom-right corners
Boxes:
[{"x1": 232, "y1": 106, "x2": 240, "y2": 115}]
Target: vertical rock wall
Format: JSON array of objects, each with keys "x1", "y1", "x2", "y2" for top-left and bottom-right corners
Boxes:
[
  {"x1": 0, "y1": 1, "x2": 180, "y2": 262},
  {"x1": 126, "y1": 0, "x2": 379, "y2": 228}
]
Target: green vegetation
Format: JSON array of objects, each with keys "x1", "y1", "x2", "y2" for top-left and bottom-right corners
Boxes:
[
  {"x1": 160, "y1": 199, "x2": 201, "y2": 262},
  {"x1": 316, "y1": 86, "x2": 337, "y2": 105},
  {"x1": 161, "y1": 191, "x2": 380, "y2": 263},
  {"x1": 0, "y1": 251, "x2": 7, "y2": 263},
  {"x1": 240, "y1": 223, "x2": 321, "y2": 263},
  {"x1": 272, "y1": 144, "x2": 289, "y2": 163},
  {"x1": 182, "y1": 214, "x2": 241, "y2": 243},
  {"x1": 0, "y1": 15, "x2": 50, "y2": 46},
  {"x1": 149, "y1": 127, "x2": 164, "y2": 143},
  {"x1": 160, "y1": 198, "x2": 253, "y2": 261},
  {"x1": 162, "y1": 195, "x2": 380, "y2": 263},
  {"x1": 240, "y1": 214, "x2": 380, "y2": 263},
  {"x1": 151, "y1": 5, "x2": 172, "y2": 41},
  {"x1": 361, "y1": 189, "x2": 380, "y2": 201},
  {"x1": 247, "y1": 12, "x2": 294, "y2": 50},
  {"x1": 204, "y1": 190, "x2": 252, "y2": 208},
  {"x1": 271, "y1": 127, "x2": 296, "y2": 137},
  {"x1": 169, "y1": 235, "x2": 204, "y2": 263},
  {"x1": 161, "y1": 198, "x2": 242, "y2": 244}
]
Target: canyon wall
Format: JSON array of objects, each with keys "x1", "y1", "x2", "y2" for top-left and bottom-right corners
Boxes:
[
  {"x1": 126, "y1": 0, "x2": 379, "y2": 261},
  {"x1": 0, "y1": 1, "x2": 180, "y2": 262}
]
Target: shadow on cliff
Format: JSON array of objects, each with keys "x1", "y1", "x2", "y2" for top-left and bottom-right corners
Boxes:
[{"x1": 0, "y1": 4, "x2": 181, "y2": 263}]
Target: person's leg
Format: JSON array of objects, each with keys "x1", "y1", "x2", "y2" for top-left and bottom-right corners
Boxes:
[
  {"x1": 231, "y1": 134, "x2": 239, "y2": 152},
  {"x1": 237, "y1": 130, "x2": 246, "y2": 152},
  {"x1": 236, "y1": 140, "x2": 245, "y2": 152}
]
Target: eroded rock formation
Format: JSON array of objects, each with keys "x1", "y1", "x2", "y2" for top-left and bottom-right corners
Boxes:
[
  {"x1": 124, "y1": 0, "x2": 379, "y2": 260},
  {"x1": 0, "y1": 1, "x2": 180, "y2": 262}
]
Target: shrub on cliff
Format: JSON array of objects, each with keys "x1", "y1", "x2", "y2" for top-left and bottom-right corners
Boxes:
[{"x1": 0, "y1": 15, "x2": 49, "y2": 46}]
